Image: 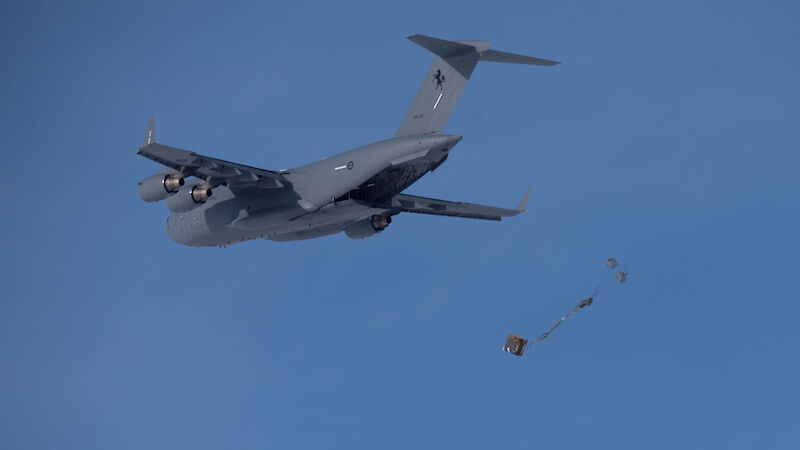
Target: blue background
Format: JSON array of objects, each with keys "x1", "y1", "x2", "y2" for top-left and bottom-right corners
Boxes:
[{"x1": 1, "y1": 1, "x2": 799, "y2": 448}]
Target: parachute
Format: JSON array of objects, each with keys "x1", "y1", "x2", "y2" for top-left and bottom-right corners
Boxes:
[{"x1": 504, "y1": 257, "x2": 629, "y2": 357}]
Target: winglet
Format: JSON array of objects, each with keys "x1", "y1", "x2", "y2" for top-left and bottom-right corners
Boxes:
[
  {"x1": 517, "y1": 187, "x2": 532, "y2": 212},
  {"x1": 144, "y1": 115, "x2": 155, "y2": 145}
]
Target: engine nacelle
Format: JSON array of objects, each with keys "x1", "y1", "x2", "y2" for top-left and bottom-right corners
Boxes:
[
  {"x1": 138, "y1": 169, "x2": 185, "y2": 202},
  {"x1": 345, "y1": 215, "x2": 391, "y2": 239},
  {"x1": 166, "y1": 182, "x2": 213, "y2": 213}
]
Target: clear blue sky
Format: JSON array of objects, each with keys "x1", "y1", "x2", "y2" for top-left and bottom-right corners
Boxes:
[{"x1": 1, "y1": 1, "x2": 799, "y2": 449}]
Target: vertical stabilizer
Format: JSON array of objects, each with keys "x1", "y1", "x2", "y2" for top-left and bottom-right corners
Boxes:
[
  {"x1": 395, "y1": 35, "x2": 484, "y2": 138},
  {"x1": 395, "y1": 35, "x2": 559, "y2": 138}
]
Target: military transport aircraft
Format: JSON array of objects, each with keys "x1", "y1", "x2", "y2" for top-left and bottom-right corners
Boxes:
[{"x1": 137, "y1": 34, "x2": 558, "y2": 246}]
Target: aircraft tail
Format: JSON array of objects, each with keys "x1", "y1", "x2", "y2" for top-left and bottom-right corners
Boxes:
[{"x1": 395, "y1": 35, "x2": 559, "y2": 138}]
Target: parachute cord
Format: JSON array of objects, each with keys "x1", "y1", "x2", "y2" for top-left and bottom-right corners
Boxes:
[
  {"x1": 592, "y1": 269, "x2": 610, "y2": 298},
  {"x1": 518, "y1": 259, "x2": 628, "y2": 354},
  {"x1": 525, "y1": 303, "x2": 586, "y2": 349}
]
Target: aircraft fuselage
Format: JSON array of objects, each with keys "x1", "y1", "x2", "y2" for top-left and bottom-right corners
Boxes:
[{"x1": 165, "y1": 134, "x2": 461, "y2": 246}]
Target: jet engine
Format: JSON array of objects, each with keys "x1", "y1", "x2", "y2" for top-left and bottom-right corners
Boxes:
[
  {"x1": 166, "y1": 182, "x2": 213, "y2": 213},
  {"x1": 345, "y1": 215, "x2": 391, "y2": 239},
  {"x1": 138, "y1": 169, "x2": 185, "y2": 202}
]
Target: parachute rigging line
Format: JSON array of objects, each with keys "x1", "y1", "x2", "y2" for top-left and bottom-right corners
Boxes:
[
  {"x1": 527, "y1": 297, "x2": 593, "y2": 347},
  {"x1": 506, "y1": 257, "x2": 630, "y2": 356}
]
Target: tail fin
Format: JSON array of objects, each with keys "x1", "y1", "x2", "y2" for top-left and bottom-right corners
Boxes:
[{"x1": 395, "y1": 35, "x2": 559, "y2": 138}]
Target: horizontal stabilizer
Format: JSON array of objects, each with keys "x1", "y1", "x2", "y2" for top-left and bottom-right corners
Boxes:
[
  {"x1": 407, "y1": 35, "x2": 486, "y2": 69},
  {"x1": 480, "y1": 49, "x2": 560, "y2": 66}
]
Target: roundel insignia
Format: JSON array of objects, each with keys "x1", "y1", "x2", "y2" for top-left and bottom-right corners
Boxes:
[{"x1": 347, "y1": 161, "x2": 354, "y2": 170}]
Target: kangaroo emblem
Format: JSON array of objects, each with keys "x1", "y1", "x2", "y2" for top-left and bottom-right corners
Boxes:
[{"x1": 432, "y1": 69, "x2": 446, "y2": 90}]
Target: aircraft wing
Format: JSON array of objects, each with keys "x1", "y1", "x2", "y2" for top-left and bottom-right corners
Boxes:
[
  {"x1": 138, "y1": 142, "x2": 288, "y2": 190},
  {"x1": 390, "y1": 188, "x2": 531, "y2": 221}
]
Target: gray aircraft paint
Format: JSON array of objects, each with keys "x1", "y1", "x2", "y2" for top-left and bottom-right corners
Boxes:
[{"x1": 137, "y1": 34, "x2": 559, "y2": 247}]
